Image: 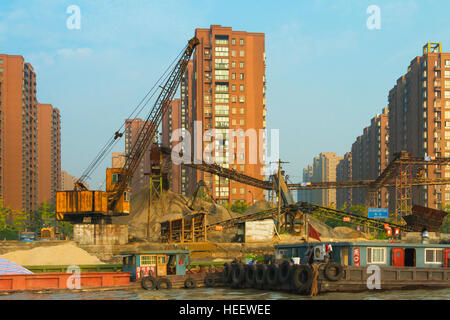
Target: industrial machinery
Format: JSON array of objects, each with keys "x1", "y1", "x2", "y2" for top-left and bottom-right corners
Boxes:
[
  {"x1": 40, "y1": 227, "x2": 56, "y2": 240},
  {"x1": 186, "y1": 180, "x2": 217, "y2": 211},
  {"x1": 56, "y1": 37, "x2": 199, "y2": 224}
]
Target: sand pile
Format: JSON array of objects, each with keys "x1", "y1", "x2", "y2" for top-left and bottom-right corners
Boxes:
[
  {"x1": 333, "y1": 227, "x2": 371, "y2": 240},
  {"x1": 0, "y1": 243, "x2": 104, "y2": 266},
  {"x1": 115, "y1": 184, "x2": 367, "y2": 243},
  {"x1": 114, "y1": 187, "x2": 235, "y2": 241}
]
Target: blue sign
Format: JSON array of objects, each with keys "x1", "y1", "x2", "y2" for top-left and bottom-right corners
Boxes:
[{"x1": 368, "y1": 208, "x2": 389, "y2": 219}]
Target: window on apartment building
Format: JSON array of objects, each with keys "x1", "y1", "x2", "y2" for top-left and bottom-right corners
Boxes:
[
  {"x1": 232, "y1": 119, "x2": 236, "y2": 125},
  {"x1": 239, "y1": 119, "x2": 245, "y2": 125},
  {"x1": 240, "y1": 188, "x2": 245, "y2": 194},
  {"x1": 232, "y1": 73, "x2": 236, "y2": 80},
  {"x1": 240, "y1": 39, "x2": 244, "y2": 45},
  {"x1": 215, "y1": 58, "x2": 229, "y2": 69},
  {"x1": 215, "y1": 46, "x2": 229, "y2": 56},
  {"x1": 240, "y1": 62, "x2": 244, "y2": 68},
  {"x1": 446, "y1": 91, "x2": 450, "y2": 99},
  {"x1": 240, "y1": 73, "x2": 245, "y2": 80},
  {"x1": 215, "y1": 35, "x2": 229, "y2": 45},
  {"x1": 445, "y1": 70, "x2": 450, "y2": 78},
  {"x1": 240, "y1": 84, "x2": 244, "y2": 92},
  {"x1": 232, "y1": 38, "x2": 236, "y2": 45},
  {"x1": 240, "y1": 108, "x2": 244, "y2": 114},
  {"x1": 232, "y1": 188, "x2": 237, "y2": 194},
  {"x1": 232, "y1": 96, "x2": 237, "y2": 103},
  {"x1": 239, "y1": 96, "x2": 245, "y2": 103},
  {"x1": 446, "y1": 60, "x2": 450, "y2": 67},
  {"x1": 232, "y1": 108, "x2": 236, "y2": 114},
  {"x1": 215, "y1": 116, "x2": 229, "y2": 128},
  {"x1": 215, "y1": 83, "x2": 229, "y2": 93},
  {"x1": 239, "y1": 50, "x2": 245, "y2": 57},
  {"x1": 232, "y1": 61, "x2": 236, "y2": 68},
  {"x1": 214, "y1": 70, "x2": 229, "y2": 80},
  {"x1": 425, "y1": 248, "x2": 443, "y2": 264},
  {"x1": 232, "y1": 84, "x2": 236, "y2": 92},
  {"x1": 231, "y1": 50, "x2": 236, "y2": 57},
  {"x1": 445, "y1": 81, "x2": 450, "y2": 88},
  {"x1": 215, "y1": 93, "x2": 229, "y2": 103}
]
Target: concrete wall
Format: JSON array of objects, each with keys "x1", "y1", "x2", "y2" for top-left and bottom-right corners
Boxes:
[
  {"x1": 245, "y1": 219, "x2": 274, "y2": 242},
  {"x1": 73, "y1": 224, "x2": 128, "y2": 245}
]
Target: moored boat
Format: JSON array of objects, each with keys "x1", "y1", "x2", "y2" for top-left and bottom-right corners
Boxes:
[{"x1": 219, "y1": 241, "x2": 450, "y2": 295}]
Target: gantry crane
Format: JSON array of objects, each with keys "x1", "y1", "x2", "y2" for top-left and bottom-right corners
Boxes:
[{"x1": 55, "y1": 37, "x2": 199, "y2": 224}]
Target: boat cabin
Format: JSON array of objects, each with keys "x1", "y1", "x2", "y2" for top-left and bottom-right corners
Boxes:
[
  {"x1": 120, "y1": 250, "x2": 190, "y2": 281},
  {"x1": 275, "y1": 242, "x2": 450, "y2": 268}
]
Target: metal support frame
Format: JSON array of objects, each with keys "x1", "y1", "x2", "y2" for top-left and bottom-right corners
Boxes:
[{"x1": 395, "y1": 163, "x2": 412, "y2": 224}]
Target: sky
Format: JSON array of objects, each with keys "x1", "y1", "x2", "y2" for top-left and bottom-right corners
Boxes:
[{"x1": 1, "y1": 0, "x2": 450, "y2": 189}]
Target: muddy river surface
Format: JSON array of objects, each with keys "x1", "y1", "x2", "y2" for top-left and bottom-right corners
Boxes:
[{"x1": 1, "y1": 287, "x2": 449, "y2": 300}]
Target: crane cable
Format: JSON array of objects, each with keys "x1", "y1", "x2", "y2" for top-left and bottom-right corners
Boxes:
[{"x1": 77, "y1": 44, "x2": 188, "y2": 186}]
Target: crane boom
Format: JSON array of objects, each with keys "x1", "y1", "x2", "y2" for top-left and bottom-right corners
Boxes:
[
  {"x1": 108, "y1": 37, "x2": 199, "y2": 211},
  {"x1": 56, "y1": 37, "x2": 199, "y2": 223}
]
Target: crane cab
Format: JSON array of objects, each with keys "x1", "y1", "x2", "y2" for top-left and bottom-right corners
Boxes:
[
  {"x1": 55, "y1": 168, "x2": 130, "y2": 222},
  {"x1": 106, "y1": 168, "x2": 130, "y2": 214}
]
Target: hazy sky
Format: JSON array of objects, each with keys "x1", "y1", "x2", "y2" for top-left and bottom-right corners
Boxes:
[{"x1": 1, "y1": 0, "x2": 450, "y2": 188}]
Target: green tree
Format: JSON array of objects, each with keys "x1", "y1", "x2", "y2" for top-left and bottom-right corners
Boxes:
[
  {"x1": 230, "y1": 201, "x2": 248, "y2": 214},
  {"x1": 0, "y1": 198, "x2": 11, "y2": 238},
  {"x1": 349, "y1": 205, "x2": 366, "y2": 216},
  {"x1": 441, "y1": 204, "x2": 450, "y2": 234}
]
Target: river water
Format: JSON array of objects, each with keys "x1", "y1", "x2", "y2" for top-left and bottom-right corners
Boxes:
[{"x1": 1, "y1": 287, "x2": 449, "y2": 300}]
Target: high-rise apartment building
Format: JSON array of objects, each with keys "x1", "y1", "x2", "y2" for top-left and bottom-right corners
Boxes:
[
  {"x1": 298, "y1": 164, "x2": 314, "y2": 204},
  {"x1": 336, "y1": 152, "x2": 352, "y2": 209},
  {"x1": 111, "y1": 152, "x2": 126, "y2": 169},
  {"x1": 388, "y1": 43, "x2": 450, "y2": 209},
  {"x1": 124, "y1": 118, "x2": 158, "y2": 195},
  {"x1": 61, "y1": 170, "x2": 88, "y2": 190},
  {"x1": 37, "y1": 103, "x2": 61, "y2": 205},
  {"x1": 351, "y1": 108, "x2": 389, "y2": 208},
  {"x1": 190, "y1": 25, "x2": 267, "y2": 206},
  {"x1": 0, "y1": 54, "x2": 38, "y2": 213},
  {"x1": 162, "y1": 99, "x2": 183, "y2": 194},
  {"x1": 299, "y1": 152, "x2": 343, "y2": 207}
]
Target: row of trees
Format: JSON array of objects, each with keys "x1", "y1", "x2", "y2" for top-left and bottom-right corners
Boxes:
[{"x1": 0, "y1": 198, "x2": 72, "y2": 240}]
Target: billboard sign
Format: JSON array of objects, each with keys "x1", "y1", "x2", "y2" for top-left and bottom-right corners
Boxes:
[{"x1": 368, "y1": 208, "x2": 389, "y2": 219}]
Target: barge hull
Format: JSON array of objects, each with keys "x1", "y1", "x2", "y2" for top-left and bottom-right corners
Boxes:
[
  {"x1": 0, "y1": 272, "x2": 131, "y2": 292},
  {"x1": 319, "y1": 266, "x2": 450, "y2": 293}
]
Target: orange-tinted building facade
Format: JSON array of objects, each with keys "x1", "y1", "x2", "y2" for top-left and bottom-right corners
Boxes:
[
  {"x1": 388, "y1": 43, "x2": 450, "y2": 209},
  {"x1": 162, "y1": 99, "x2": 182, "y2": 194},
  {"x1": 0, "y1": 54, "x2": 38, "y2": 213},
  {"x1": 351, "y1": 108, "x2": 389, "y2": 208},
  {"x1": 124, "y1": 118, "x2": 158, "y2": 195},
  {"x1": 191, "y1": 25, "x2": 267, "y2": 206},
  {"x1": 37, "y1": 103, "x2": 61, "y2": 205}
]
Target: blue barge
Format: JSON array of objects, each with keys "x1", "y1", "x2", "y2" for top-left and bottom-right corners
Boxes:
[{"x1": 271, "y1": 241, "x2": 450, "y2": 293}]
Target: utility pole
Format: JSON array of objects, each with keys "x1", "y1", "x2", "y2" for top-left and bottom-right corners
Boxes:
[
  {"x1": 144, "y1": 172, "x2": 151, "y2": 240},
  {"x1": 270, "y1": 159, "x2": 289, "y2": 233}
]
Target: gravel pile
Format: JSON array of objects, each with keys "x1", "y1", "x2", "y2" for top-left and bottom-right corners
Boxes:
[{"x1": 0, "y1": 243, "x2": 104, "y2": 266}]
